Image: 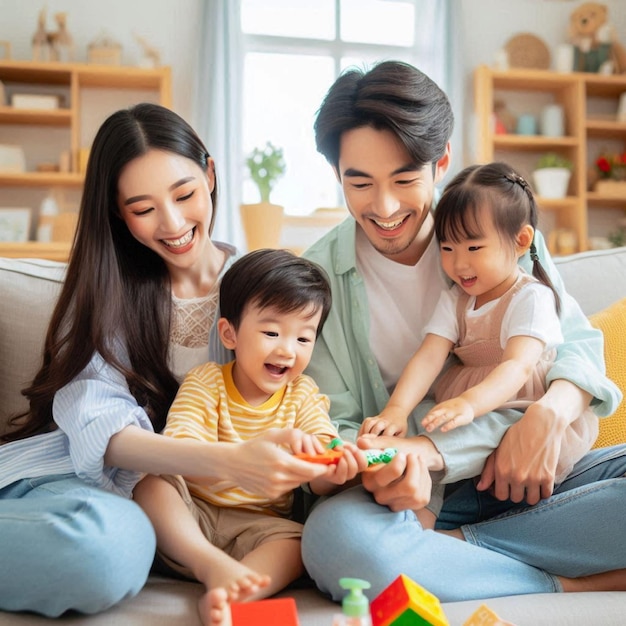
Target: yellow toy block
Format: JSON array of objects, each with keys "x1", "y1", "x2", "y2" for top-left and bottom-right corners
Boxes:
[
  {"x1": 463, "y1": 603, "x2": 516, "y2": 626},
  {"x1": 370, "y1": 574, "x2": 449, "y2": 626}
]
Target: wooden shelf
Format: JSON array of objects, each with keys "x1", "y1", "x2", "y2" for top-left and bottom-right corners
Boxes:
[
  {"x1": 474, "y1": 65, "x2": 626, "y2": 254},
  {"x1": 0, "y1": 172, "x2": 83, "y2": 186},
  {"x1": 0, "y1": 106, "x2": 72, "y2": 126},
  {"x1": 0, "y1": 60, "x2": 172, "y2": 261}
]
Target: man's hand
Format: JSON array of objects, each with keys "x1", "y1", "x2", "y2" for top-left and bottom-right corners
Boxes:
[
  {"x1": 477, "y1": 402, "x2": 565, "y2": 505},
  {"x1": 361, "y1": 452, "x2": 432, "y2": 512}
]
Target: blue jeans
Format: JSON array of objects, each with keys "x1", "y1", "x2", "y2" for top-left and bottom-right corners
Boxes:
[
  {"x1": 301, "y1": 445, "x2": 626, "y2": 603},
  {"x1": 0, "y1": 474, "x2": 156, "y2": 617}
]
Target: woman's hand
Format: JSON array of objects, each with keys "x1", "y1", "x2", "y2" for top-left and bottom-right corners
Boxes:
[
  {"x1": 225, "y1": 429, "x2": 331, "y2": 500},
  {"x1": 361, "y1": 452, "x2": 432, "y2": 512}
]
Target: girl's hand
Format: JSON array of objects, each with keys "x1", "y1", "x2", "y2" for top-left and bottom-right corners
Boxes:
[
  {"x1": 359, "y1": 411, "x2": 408, "y2": 437},
  {"x1": 421, "y1": 398, "x2": 475, "y2": 432}
]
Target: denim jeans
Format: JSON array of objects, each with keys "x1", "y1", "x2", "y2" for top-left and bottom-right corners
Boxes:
[
  {"x1": 301, "y1": 445, "x2": 626, "y2": 603},
  {"x1": 0, "y1": 474, "x2": 156, "y2": 617}
]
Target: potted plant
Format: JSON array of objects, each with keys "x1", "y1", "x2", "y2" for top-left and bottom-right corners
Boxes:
[
  {"x1": 240, "y1": 141, "x2": 286, "y2": 251},
  {"x1": 594, "y1": 150, "x2": 626, "y2": 197},
  {"x1": 532, "y1": 153, "x2": 573, "y2": 199}
]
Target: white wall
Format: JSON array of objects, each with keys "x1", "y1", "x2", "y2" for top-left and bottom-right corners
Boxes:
[{"x1": 0, "y1": 0, "x2": 203, "y2": 120}]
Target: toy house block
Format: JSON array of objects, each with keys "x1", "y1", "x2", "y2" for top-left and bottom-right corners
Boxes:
[
  {"x1": 463, "y1": 603, "x2": 512, "y2": 626},
  {"x1": 231, "y1": 597, "x2": 299, "y2": 626},
  {"x1": 370, "y1": 574, "x2": 449, "y2": 626}
]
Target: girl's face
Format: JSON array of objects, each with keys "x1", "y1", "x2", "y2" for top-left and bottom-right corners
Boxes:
[
  {"x1": 117, "y1": 149, "x2": 215, "y2": 275},
  {"x1": 336, "y1": 126, "x2": 450, "y2": 266},
  {"x1": 218, "y1": 303, "x2": 322, "y2": 406},
  {"x1": 439, "y1": 206, "x2": 532, "y2": 309}
]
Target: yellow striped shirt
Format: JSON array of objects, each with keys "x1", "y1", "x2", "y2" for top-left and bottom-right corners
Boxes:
[{"x1": 164, "y1": 361, "x2": 337, "y2": 516}]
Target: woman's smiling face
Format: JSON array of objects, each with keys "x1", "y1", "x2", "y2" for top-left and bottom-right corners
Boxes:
[{"x1": 117, "y1": 148, "x2": 215, "y2": 273}]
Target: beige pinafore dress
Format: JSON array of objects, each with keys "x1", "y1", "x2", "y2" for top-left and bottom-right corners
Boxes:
[{"x1": 433, "y1": 274, "x2": 598, "y2": 483}]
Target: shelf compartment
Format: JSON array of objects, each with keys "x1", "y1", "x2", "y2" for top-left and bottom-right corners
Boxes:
[
  {"x1": 0, "y1": 171, "x2": 83, "y2": 187},
  {"x1": 0, "y1": 106, "x2": 72, "y2": 126}
]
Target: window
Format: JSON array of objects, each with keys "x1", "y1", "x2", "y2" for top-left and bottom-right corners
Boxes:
[{"x1": 240, "y1": 0, "x2": 448, "y2": 216}]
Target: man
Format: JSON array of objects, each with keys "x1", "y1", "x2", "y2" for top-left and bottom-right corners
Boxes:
[{"x1": 301, "y1": 60, "x2": 626, "y2": 602}]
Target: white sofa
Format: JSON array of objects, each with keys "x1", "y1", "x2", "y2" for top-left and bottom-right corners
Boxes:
[{"x1": 1, "y1": 247, "x2": 625, "y2": 626}]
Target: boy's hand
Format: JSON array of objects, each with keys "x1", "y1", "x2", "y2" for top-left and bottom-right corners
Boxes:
[
  {"x1": 421, "y1": 398, "x2": 475, "y2": 432},
  {"x1": 283, "y1": 429, "x2": 327, "y2": 456},
  {"x1": 309, "y1": 442, "x2": 369, "y2": 494},
  {"x1": 359, "y1": 411, "x2": 407, "y2": 437}
]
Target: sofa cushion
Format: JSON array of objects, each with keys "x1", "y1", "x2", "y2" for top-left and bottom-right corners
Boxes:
[
  {"x1": 589, "y1": 297, "x2": 626, "y2": 448},
  {"x1": 0, "y1": 258, "x2": 65, "y2": 437}
]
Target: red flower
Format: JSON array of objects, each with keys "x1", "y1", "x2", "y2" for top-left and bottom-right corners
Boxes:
[{"x1": 597, "y1": 156, "x2": 611, "y2": 173}]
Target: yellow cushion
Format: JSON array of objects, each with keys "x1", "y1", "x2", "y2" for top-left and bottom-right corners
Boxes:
[{"x1": 589, "y1": 298, "x2": 626, "y2": 448}]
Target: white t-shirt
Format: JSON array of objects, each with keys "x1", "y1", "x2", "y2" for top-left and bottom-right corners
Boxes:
[
  {"x1": 424, "y1": 280, "x2": 563, "y2": 350},
  {"x1": 356, "y1": 228, "x2": 448, "y2": 393}
]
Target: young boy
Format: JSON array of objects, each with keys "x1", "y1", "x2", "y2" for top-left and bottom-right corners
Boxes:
[{"x1": 140, "y1": 249, "x2": 368, "y2": 626}]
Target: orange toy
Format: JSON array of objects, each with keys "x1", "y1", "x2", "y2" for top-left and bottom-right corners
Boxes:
[
  {"x1": 370, "y1": 574, "x2": 449, "y2": 626},
  {"x1": 231, "y1": 597, "x2": 299, "y2": 625},
  {"x1": 294, "y1": 449, "x2": 343, "y2": 464}
]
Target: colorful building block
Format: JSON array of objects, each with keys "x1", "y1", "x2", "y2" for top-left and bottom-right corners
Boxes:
[
  {"x1": 463, "y1": 603, "x2": 515, "y2": 626},
  {"x1": 370, "y1": 574, "x2": 449, "y2": 626},
  {"x1": 231, "y1": 597, "x2": 299, "y2": 626}
]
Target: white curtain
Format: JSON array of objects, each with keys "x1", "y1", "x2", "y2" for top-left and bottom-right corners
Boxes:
[{"x1": 192, "y1": 0, "x2": 244, "y2": 248}]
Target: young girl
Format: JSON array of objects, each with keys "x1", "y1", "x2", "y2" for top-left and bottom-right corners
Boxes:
[
  {"x1": 360, "y1": 162, "x2": 603, "y2": 519},
  {"x1": 0, "y1": 103, "x2": 332, "y2": 618}
]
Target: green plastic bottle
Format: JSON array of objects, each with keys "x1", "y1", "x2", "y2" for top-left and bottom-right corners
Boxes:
[{"x1": 332, "y1": 578, "x2": 372, "y2": 626}]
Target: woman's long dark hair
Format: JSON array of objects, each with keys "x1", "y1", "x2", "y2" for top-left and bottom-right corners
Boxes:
[{"x1": 3, "y1": 103, "x2": 218, "y2": 442}]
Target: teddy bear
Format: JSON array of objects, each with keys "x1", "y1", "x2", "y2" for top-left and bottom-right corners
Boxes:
[{"x1": 569, "y1": 1, "x2": 626, "y2": 73}]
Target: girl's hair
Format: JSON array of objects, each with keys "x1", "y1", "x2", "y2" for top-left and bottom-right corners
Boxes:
[
  {"x1": 3, "y1": 103, "x2": 216, "y2": 442},
  {"x1": 220, "y1": 249, "x2": 332, "y2": 336},
  {"x1": 434, "y1": 161, "x2": 561, "y2": 314},
  {"x1": 314, "y1": 60, "x2": 454, "y2": 171}
]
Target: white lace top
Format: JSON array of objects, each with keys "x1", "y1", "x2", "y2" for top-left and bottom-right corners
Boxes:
[{"x1": 169, "y1": 285, "x2": 219, "y2": 382}]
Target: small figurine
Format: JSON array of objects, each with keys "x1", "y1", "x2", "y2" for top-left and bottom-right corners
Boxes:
[
  {"x1": 32, "y1": 8, "x2": 50, "y2": 61},
  {"x1": 48, "y1": 12, "x2": 74, "y2": 62},
  {"x1": 135, "y1": 33, "x2": 161, "y2": 68}
]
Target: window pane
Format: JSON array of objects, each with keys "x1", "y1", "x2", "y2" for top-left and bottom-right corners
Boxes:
[
  {"x1": 242, "y1": 53, "x2": 339, "y2": 215},
  {"x1": 340, "y1": 0, "x2": 415, "y2": 46},
  {"x1": 241, "y1": 0, "x2": 335, "y2": 40}
]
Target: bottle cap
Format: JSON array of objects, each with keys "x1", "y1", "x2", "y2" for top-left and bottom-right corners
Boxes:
[{"x1": 339, "y1": 577, "x2": 371, "y2": 617}]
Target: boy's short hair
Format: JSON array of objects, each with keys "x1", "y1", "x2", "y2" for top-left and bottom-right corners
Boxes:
[
  {"x1": 314, "y1": 60, "x2": 454, "y2": 171},
  {"x1": 219, "y1": 249, "x2": 332, "y2": 336}
]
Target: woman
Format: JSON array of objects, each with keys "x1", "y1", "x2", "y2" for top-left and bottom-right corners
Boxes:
[{"x1": 0, "y1": 103, "x2": 329, "y2": 618}]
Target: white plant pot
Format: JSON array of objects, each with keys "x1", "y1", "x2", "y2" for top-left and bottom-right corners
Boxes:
[{"x1": 532, "y1": 167, "x2": 571, "y2": 199}]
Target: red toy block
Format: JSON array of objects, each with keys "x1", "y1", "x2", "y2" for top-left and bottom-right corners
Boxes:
[
  {"x1": 370, "y1": 574, "x2": 449, "y2": 626},
  {"x1": 231, "y1": 597, "x2": 299, "y2": 625}
]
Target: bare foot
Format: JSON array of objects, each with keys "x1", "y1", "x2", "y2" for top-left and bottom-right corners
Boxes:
[
  {"x1": 559, "y1": 568, "x2": 626, "y2": 593},
  {"x1": 200, "y1": 587, "x2": 230, "y2": 626},
  {"x1": 197, "y1": 565, "x2": 271, "y2": 626}
]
